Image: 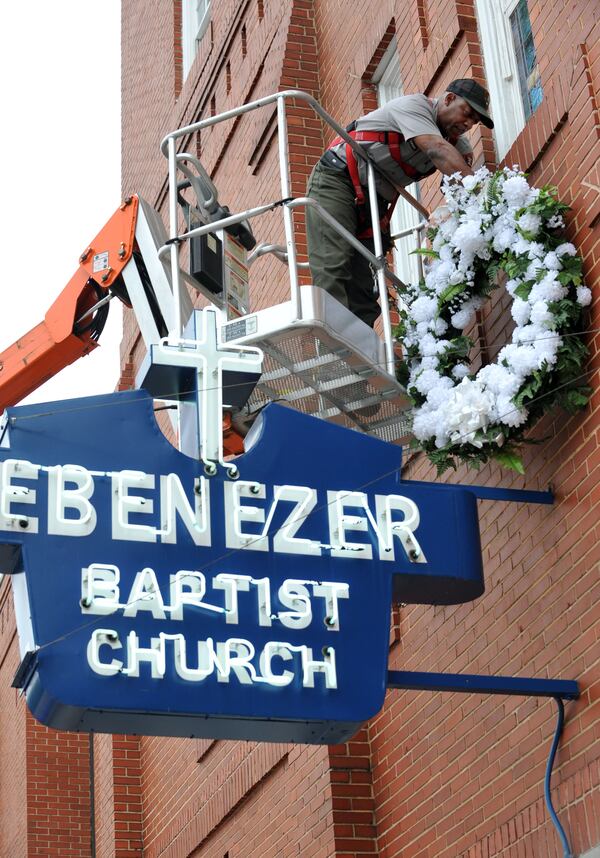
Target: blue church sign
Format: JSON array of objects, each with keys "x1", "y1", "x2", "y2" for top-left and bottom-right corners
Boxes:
[{"x1": 0, "y1": 389, "x2": 487, "y2": 744}]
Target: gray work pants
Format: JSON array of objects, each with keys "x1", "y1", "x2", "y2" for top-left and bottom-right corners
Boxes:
[{"x1": 306, "y1": 160, "x2": 383, "y2": 328}]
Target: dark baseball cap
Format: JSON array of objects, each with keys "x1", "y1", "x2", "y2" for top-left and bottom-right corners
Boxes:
[{"x1": 447, "y1": 79, "x2": 494, "y2": 129}]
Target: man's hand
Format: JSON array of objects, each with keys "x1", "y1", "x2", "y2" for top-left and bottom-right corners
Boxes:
[{"x1": 412, "y1": 134, "x2": 474, "y2": 177}]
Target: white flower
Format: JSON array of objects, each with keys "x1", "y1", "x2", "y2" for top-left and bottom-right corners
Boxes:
[
  {"x1": 439, "y1": 218, "x2": 459, "y2": 240},
  {"x1": 497, "y1": 394, "x2": 528, "y2": 427},
  {"x1": 500, "y1": 343, "x2": 539, "y2": 376},
  {"x1": 426, "y1": 381, "x2": 455, "y2": 409},
  {"x1": 410, "y1": 295, "x2": 438, "y2": 323},
  {"x1": 530, "y1": 301, "x2": 553, "y2": 327},
  {"x1": 517, "y1": 212, "x2": 542, "y2": 236},
  {"x1": 411, "y1": 410, "x2": 439, "y2": 441},
  {"x1": 493, "y1": 226, "x2": 517, "y2": 253},
  {"x1": 547, "y1": 214, "x2": 565, "y2": 229},
  {"x1": 452, "y1": 363, "x2": 470, "y2": 380},
  {"x1": 556, "y1": 242, "x2": 576, "y2": 257},
  {"x1": 478, "y1": 363, "x2": 520, "y2": 396},
  {"x1": 429, "y1": 317, "x2": 448, "y2": 336},
  {"x1": 462, "y1": 175, "x2": 479, "y2": 191},
  {"x1": 525, "y1": 259, "x2": 544, "y2": 282},
  {"x1": 527, "y1": 242, "x2": 545, "y2": 259},
  {"x1": 543, "y1": 251, "x2": 562, "y2": 271},
  {"x1": 432, "y1": 231, "x2": 445, "y2": 251},
  {"x1": 419, "y1": 332, "x2": 439, "y2": 357},
  {"x1": 529, "y1": 272, "x2": 567, "y2": 303},
  {"x1": 448, "y1": 269, "x2": 465, "y2": 285},
  {"x1": 451, "y1": 307, "x2": 474, "y2": 330},
  {"x1": 512, "y1": 235, "x2": 531, "y2": 256},
  {"x1": 533, "y1": 334, "x2": 561, "y2": 367},
  {"x1": 502, "y1": 175, "x2": 532, "y2": 208},
  {"x1": 511, "y1": 297, "x2": 531, "y2": 327},
  {"x1": 576, "y1": 286, "x2": 592, "y2": 306},
  {"x1": 420, "y1": 354, "x2": 439, "y2": 370},
  {"x1": 439, "y1": 244, "x2": 454, "y2": 262},
  {"x1": 414, "y1": 368, "x2": 443, "y2": 395},
  {"x1": 451, "y1": 221, "x2": 487, "y2": 255},
  {"x1": 441, "y1": 378, "x2": 496, "y2": 446}
]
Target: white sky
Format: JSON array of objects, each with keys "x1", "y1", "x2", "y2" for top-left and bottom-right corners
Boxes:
[{"x1": 0, "y1": 2, "x2": 122, "y2": 405}]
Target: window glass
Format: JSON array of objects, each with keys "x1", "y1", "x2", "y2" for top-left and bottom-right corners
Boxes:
[
  {"x1": 475, "y1": 0, "x2": 543, "y2": 158},
  {"x1": 182, "y1": 0, "x2": 211, "y2": 78},
  {"x1": 509, "y1": 0, "x2": 543, "y2": 119}
]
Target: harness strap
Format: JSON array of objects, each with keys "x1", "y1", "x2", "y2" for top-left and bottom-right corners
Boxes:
[
  {"x1": 346, "y1": 142, "x2": 366, "y2": 206},
  {"x1": 326, "y1": 125, "x2": 421, "y2": 238}
]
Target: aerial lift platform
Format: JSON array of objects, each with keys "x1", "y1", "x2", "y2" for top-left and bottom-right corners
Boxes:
[
  {"x1": 153, "y1": 89, "x2": 427, "y2": 445},
  {"x1": 0, "y1": 90, "x2": 425, "y2": 450}
]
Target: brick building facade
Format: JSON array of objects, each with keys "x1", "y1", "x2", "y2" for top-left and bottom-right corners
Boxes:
[{"x1": 1, "y1": 0, "x2": 599, "y2": 856}]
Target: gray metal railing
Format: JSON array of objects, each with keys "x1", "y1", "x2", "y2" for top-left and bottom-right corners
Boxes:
[{"x1": 160, "y1": 89, "x2": 430, "y2": 377}]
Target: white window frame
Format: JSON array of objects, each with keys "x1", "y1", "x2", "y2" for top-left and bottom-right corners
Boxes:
[
  {"x1": 182, "y1": 0, "x2": 212, "y2": 79},
  {"x1": 373, "y1": 41, "x2": 422, "y2": 291},
  {"x1": 475, "y1": 0, "x2": 538, "y2": 159}
]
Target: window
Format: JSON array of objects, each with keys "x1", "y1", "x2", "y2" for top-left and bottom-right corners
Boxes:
[
  {"x1": 182, "y1": 0, "x2": 211, "y2": 78},
  {"x1": 476, "y1": 0, "x2": 543, "y2": 158},
  {"x1": 510, "y1": 0, "x2": 543, "y2": 120},
  {"x1": 374, "y1": 42, "x2": 422, "y2": 290}
]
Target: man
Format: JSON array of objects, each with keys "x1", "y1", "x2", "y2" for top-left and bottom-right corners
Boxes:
[{"x1": 306, "y1": 79, "x2": 494, "y2": 327}]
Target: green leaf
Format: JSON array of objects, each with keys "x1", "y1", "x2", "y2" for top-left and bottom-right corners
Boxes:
[
  {"x1": 557, "y1": 386, "x2": 591, "y2": 413},
  {"x1": 438, "y1": 283, "x2": 465, "y2": 307},
  {"x1": 395, "y1": 360, "x2": 410, "y2": 387},
  {"x1": 513, "y1": 377, "x2": 542, "y2": 408},
  {"x1": 494, "y1": 451, "x2": 525, "y2": 474},
  {"x1": 411, "y1": 248, "x2": 440, "y2": 258},
  {"x1": 557, "y1": 270, "x2": 582, "y2": 287},
  {"x1": 514, "y1": 282, "x2": 532, "y2": 300}
]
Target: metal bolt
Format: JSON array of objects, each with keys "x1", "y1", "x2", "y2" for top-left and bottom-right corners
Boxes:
[
  {"x1": 101, "y1": 267, "x2": 113, "y2": 283},
  {"x1": 80, "y1": 597, "x2": 92, "y2": 609},
  {"x1": 227, "y1": 465, "x2": 240, "y2": 480},
  {"x1": 118, "y1": 242, "x2": 126, "y2": 259},
  {"x1": 249, "y1": 484, "x2": 261, "y2": 495},
  {"x1": 79, "y1": 247, "x2": 91, "y2": 263},
  {"x1": 204, "y1": 462, "x2": 217, "y2": 477},
  {"x1": 120, "y1": 196, "x2": 133, "y2": 210},
  {"x1": 19, "y1": 519, "x2": 28, "y2": 529},
  {"x1": 409, "y1": 547, "x2": 421, "y2": 561}
]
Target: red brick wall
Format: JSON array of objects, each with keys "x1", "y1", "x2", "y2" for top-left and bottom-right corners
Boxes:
[
  {"x1": 0, "y1": 1, "x2": 599, "y2": 856},
  {"x1": 364, "y1": 4, "x2": 600, "y2": 857},
  {"x1": 0, "y1": 580, "x2": 27, "y2": 857},
  {"x1": 26, "y1": 720, "x2": 92, "y2": 857},
  {"x1": 93, "y1": 733, "x2": 118, "y2": 858}
]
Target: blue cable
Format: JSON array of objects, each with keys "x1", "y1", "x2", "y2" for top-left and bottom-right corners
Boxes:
[{"x1": 545, "y1": 697, "x2": 573, "y2": 858}]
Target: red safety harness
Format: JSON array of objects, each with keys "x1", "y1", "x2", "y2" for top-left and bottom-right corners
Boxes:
[{"x1": 327, "y1": 128, "x2": 421, "y2": 239}]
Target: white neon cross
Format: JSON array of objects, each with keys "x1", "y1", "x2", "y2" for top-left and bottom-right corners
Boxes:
[{"x1": 152, "y1": 308, "x2": 262, "y2": 469}]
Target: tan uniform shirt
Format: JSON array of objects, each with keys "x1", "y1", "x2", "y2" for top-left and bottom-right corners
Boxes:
[{"x1": 330, "y1": 94, "x2": 472, "y2": 200}]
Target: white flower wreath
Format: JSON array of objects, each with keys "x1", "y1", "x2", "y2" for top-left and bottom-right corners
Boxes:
[{"x1": 395, "y1": 167, "x2": 592, "y2": 474}]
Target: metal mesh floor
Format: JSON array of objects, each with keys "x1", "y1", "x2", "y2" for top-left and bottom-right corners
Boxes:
[{"x1": 245, "y1": 332, "x2": 412, "y2": 444}]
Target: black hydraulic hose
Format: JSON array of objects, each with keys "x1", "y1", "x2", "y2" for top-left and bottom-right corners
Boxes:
[{"x1": 544, "y1": 697, "x2": 573, "y2": 858}]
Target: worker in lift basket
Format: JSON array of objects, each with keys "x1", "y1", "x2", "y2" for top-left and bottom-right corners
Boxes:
[{"x1": 306, "y1": 78, "x2": 494, "y2": 327}]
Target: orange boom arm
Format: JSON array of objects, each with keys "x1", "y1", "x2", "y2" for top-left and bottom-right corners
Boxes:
[{"x1": 0, "y1": 197, "x2": 139, "y2": 409}]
